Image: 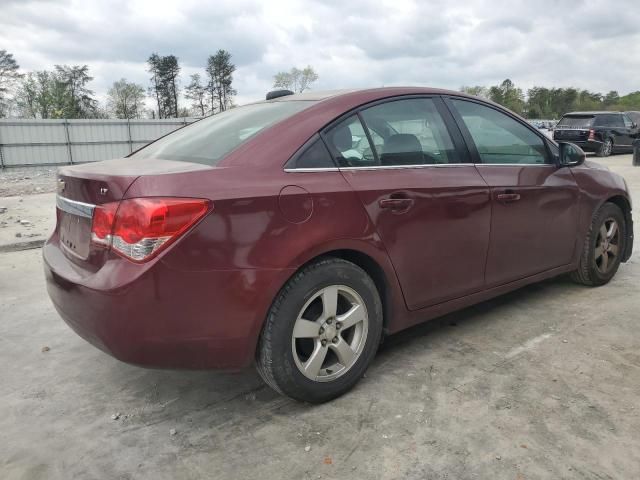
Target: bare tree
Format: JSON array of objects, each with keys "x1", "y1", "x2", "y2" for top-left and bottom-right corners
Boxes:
[
  {"x1": 273, "y1": 66, "x2": 318, "y2": 93},
  {"x1": 107, "y1": 79, "x2": 146, "y2": 119}
]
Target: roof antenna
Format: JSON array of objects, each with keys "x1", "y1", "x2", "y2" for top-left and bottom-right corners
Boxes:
[{"x1": 266, "y1": 90, "x2": 295, "y2": 100}]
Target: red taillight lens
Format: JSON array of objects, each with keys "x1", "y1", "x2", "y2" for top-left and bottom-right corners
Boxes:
[
  {"x1": 91, "y1": 203, "x2": 118, "y2": 245},
  {"x1": 588, "y1": 129, "x2": 595, "y2": 140},
  {"x1": 91, "y1": 198, "x2": 210, "y2": 262}
]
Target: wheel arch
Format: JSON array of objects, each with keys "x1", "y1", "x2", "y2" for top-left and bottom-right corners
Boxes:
[
  {"x1": 605, "y1": 194, "x2": 633, "y2": 262},
  {"x1": 305, "y1": 249, "x2": 393, "y2": 334}
]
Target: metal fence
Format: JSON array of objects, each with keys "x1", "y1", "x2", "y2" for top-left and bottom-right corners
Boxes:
[{"x1": 0, "y1": 118, "x2": 201, "y2": 168}]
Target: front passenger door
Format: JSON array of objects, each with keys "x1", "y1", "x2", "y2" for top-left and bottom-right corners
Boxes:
[{"x1": 446, "y1": 98, "x2": 580, "y2": 287}]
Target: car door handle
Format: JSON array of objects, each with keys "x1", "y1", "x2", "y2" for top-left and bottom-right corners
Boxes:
[
  {"x1": 379, "y1": 197, "x2": 414, "y2": 211},
  {"x1": 496, "y1": 192, "x2": 521, "y2": 203}
]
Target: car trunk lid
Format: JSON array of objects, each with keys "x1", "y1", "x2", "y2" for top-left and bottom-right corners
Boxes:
[{"x1": 55, "y1": 157, "x2": 211, "y2": 262}]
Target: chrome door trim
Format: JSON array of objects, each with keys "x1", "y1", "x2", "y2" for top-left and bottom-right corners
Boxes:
[
  {"x1": 56, "y1": 195, "x2": 95, "y2": 218},
  {"x1": 284, "y1": 163, "x2": 476, "y2": 173}
]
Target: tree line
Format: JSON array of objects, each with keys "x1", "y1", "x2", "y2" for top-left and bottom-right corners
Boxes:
[
  {"x1": 0, "y1": 48, "x2": 321, "y2": 120},
  {"x1": 461, "y1": 79, "x2": 640, "y2": 119},
  {"x1": 0, "y1": 48, "x2": 241, "y2": 120}
]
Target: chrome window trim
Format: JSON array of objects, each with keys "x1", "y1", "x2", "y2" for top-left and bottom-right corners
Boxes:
[
  {"x1": 476, "y1": 163, "x2": 554, "y2": 167},
  {"x1": 284, "y1": 162, "x2": 556, "y2": 172},
  {"x1": 284, "y1": 167, "x2": 340, "y2": 173},
  {"x1": 56, "y1": 195, "x2": 95, "y2": 218},
  {"x1": 284, "y1": 163, "x2": 475, "y2": 172}
]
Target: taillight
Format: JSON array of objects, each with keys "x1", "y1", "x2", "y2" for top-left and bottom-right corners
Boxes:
[
  {"x1": 91, "y1": 198, "x2": 210, "y2": 262},
  {"x1": 588, "y1": 129, "x2": 595, "y2": 140}
]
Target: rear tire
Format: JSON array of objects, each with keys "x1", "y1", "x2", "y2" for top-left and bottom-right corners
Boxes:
[
  {"x1": 570, "y1": 202, "x2": 626, "y2": 286},
  {"x1": 256, "y1": 257, "x2": 383, "y2": 403},
  {"x1": 596, "y1": 138, "x2": 613, "y2": 157}
]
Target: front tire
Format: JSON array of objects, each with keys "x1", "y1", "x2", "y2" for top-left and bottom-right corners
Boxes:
[
  {"x1": 256, "y1": 258, "x2": 383, "y2": 403},
  {"x1": 571, "y1": 202, "x2": 626, "y2": 286}
]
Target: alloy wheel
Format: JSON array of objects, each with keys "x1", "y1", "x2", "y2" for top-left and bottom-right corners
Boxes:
[
  {"x1": 291, "y1": 285, "x2": 369, "y2": 382},
  {"x1": 594, "y1": 217, "x2": 620, "y2": 274},
  {"x1": 603, "y1": 139, "x2": 612, "y2": 156}
]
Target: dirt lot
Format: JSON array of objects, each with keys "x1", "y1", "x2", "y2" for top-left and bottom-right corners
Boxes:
[{"x1": 1, "y1": 155, "x2": 639, "y2": 480}]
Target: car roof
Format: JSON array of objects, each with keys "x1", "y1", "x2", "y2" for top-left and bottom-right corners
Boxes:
[{"x1": 265, "y1": 86, "x2": 471, "y2": 104}]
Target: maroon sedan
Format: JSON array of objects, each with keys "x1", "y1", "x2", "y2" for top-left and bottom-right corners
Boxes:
[{"x1": 44, "y1": 87, "x2": 634, "y2": 403}]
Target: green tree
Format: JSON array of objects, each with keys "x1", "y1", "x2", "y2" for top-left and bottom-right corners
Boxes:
[
  {"x1": 0, "y1": 49, "x2": 23, "y2": 116},
  {"x1": 147, "y1": 54, "x2": 180, "y2": 118},
  {"x1": 488, "y1": 79, "x2": 525, "y2": 115},
  {"x1": 15, "y1": 70, "x2": 66, "y2": 118},
  {"x1": 106, "y1": 79, "x2": 146, "y2": 119},
  {"x1": 54, "y1": 65, "x2": 98, "y2": 118},
  {"x1": 603, "y1": 91, "x2": 620, "y2": 108},
  {"x1": 273, "y1": 66, "x2": 318, "y2": 93},
  {"x1": 206, "y1": 50, "x2": 236, "y2": 113}
]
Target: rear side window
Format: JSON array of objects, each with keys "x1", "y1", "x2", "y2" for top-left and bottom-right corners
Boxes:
[
  {"x1": 285, "y1": 137, "x2": 335, "y2": 169},
  {"x1": 595, "y1": 114, "x2": 624, "y2": 127},
  {"x1": 451, "y1": 99, "x2": 549, "y2": 165},
  {"x1": 324, "y1": 115, "x2": 377, "y2": 167},
  {"x1": 133, "y1": 101, "x2": 317, "y2": 165},
  {"x1": 558, "y1": 116, "x2": 594, "y2": 128},
  {"x1": 360, "y1": 98, "x2": 461, "y2": 165},
  {"x1": 324, "y1": 98, "x2": 461, "y2": 167}
]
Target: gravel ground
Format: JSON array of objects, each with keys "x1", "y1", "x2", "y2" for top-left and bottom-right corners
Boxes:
[
  {"x1": 0, "y1": 167, "x2": 58, "y2": 197},
  {"x1": 0, "y1": 154, "x2": 639, "y2": 479}
]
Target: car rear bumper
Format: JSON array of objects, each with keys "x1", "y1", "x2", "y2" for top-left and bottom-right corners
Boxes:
[
  {"x1": 553, "y1": 138, "x2": 602, "y2": 152},
  {"x1": 43, "y1": 235, "x2": 293, "y2": 370}
]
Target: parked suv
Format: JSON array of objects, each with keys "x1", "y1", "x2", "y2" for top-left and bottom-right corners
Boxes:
[{"x1": 553, "y1": 111, "x2": 639, "y2": 157}]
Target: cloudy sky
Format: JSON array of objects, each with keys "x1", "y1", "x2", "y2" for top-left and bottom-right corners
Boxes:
[{"x1": 2, "y1": 0, "x2": 639, "y2": 109}]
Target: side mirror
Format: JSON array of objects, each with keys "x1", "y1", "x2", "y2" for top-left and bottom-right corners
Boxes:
[{"x1": 559, "y1": 142, "x2": 586, "y2": 167}]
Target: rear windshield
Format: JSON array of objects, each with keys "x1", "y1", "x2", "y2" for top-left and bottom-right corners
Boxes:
[
  {"x1": 557, "y1": 115, "x2": 594, "y2": 128},
  {"x1": 132, "y1": 101, "x2": 317, "y2": 165}
]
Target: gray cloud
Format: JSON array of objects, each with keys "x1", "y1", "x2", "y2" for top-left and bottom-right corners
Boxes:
[{"x1": 1, "y1": 0, "x2": 639, "y2": 107}]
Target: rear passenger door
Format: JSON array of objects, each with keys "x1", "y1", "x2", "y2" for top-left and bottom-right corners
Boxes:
[
  {"x1": 323, "y1": 97, "x2": 492, "y2": 310},
  {"x1": 446, "y1": 97, "x2": 579, "y2": 287}
]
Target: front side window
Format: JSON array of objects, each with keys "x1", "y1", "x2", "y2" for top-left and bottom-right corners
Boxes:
[
  {"x1": 451, "y1": 99, "x2": 549, "y2": 165},
  {"x1": 623, "y1": 115, "x2": 633, "y2": 128},
  {"x1": 133, "y1": 101, "x2": 317, "y2": 165}
]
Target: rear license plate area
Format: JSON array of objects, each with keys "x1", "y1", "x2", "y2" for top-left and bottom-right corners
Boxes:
[{"x1": 59, "y1": 212, "x2": 92, "y2": 258}]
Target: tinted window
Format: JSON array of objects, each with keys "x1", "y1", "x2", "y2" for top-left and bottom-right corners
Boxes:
[
  {"x1": 595, "y1": 114, "x2": 624, "y2": 127},
  {"x1": 451, "y1": 100, "x2": 549, "y2": 165},
  {"x1": 325, "y1": 115, "x2": 378, "y2": 167},
  {"x1": 359, "y1": 98, "x2": 460, "y2": 166},
  {"x1": 558, "y1": 115, "x2": 594, "y2": 128},
  {"x1": 133, "y1": 101, "x2": 317, "y2": 165},
  {"x1": 625, "y1": 112, "x2": 640, "y2": 124},
  {"x1": 325, "y1": 99, "x2": 460, "y2": 168},
  {"x1": 286, "y1": 137, "x2": 335, "y2": 169},
  {"x1": 622, "y1": 115, "x2": 633, "y2": 128}
]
